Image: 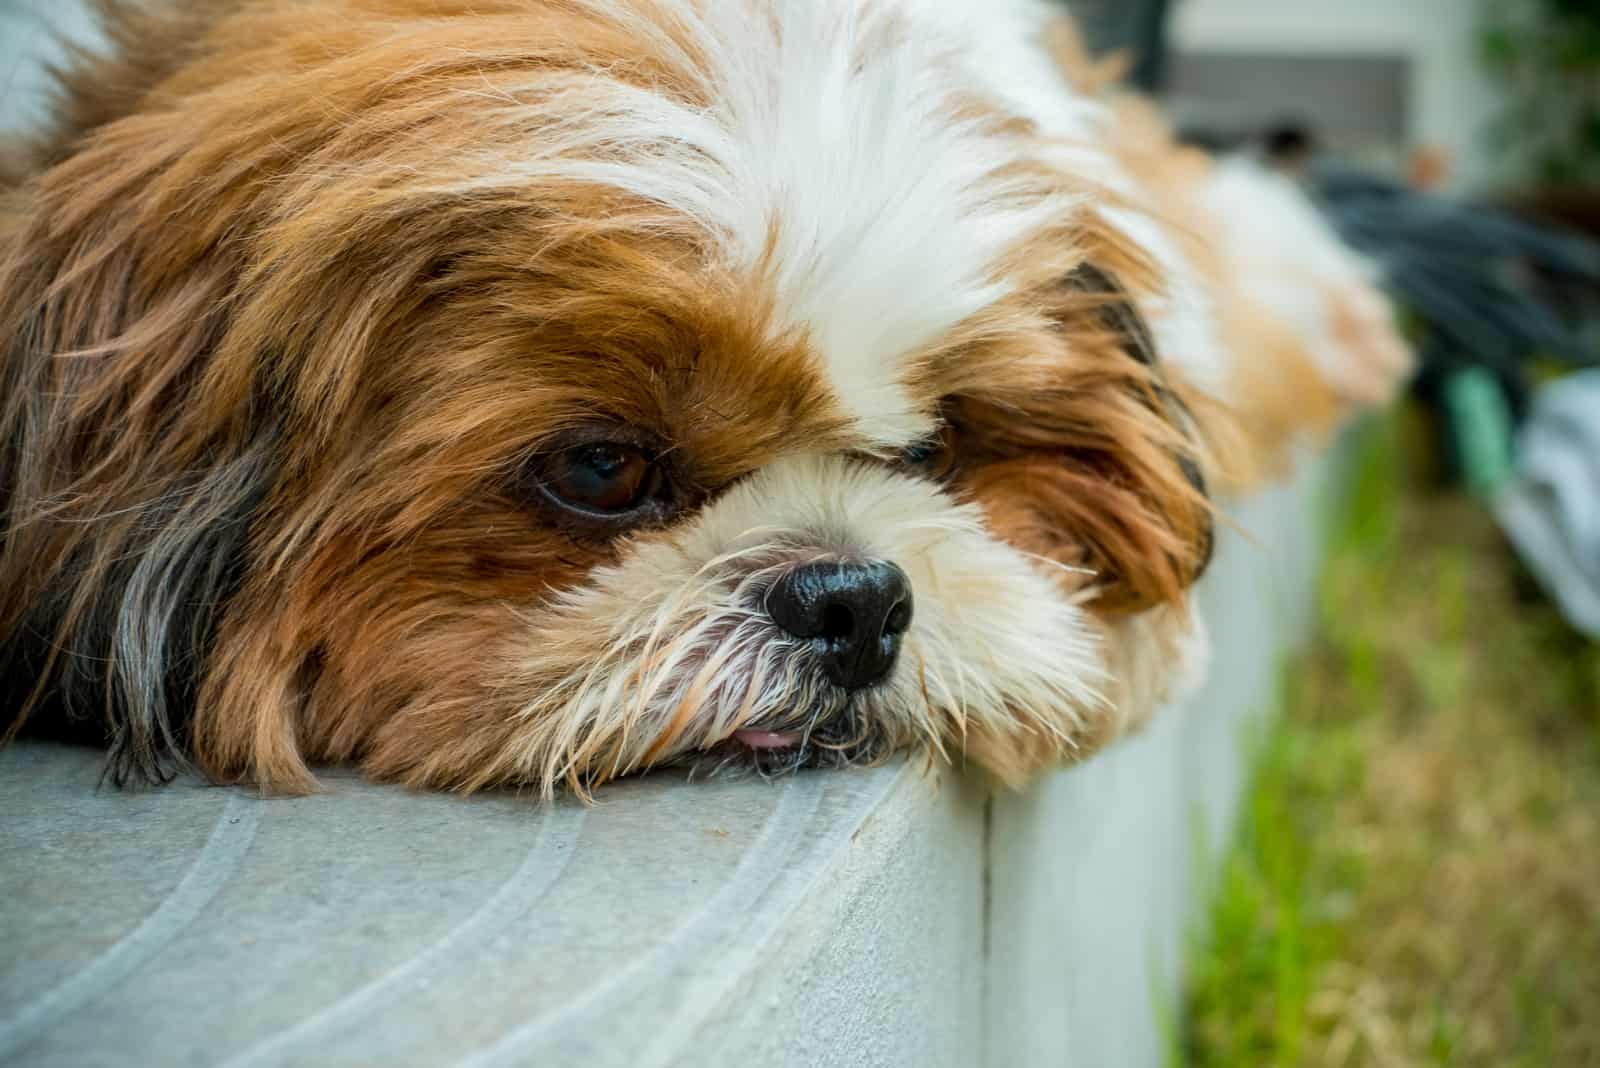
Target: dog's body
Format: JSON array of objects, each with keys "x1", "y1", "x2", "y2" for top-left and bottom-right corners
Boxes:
[{"x1": 0, "y1": 0, "x2": 1236, "y2": 796}]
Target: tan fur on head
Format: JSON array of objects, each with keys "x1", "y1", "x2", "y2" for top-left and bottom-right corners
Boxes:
[
  {"x1": 1042, "y1": 13, "x2": 1131, "y2": 95},
  {"x1": 1, "y1": 0, "x2": 1219, "y2": 796},
  {"x1": 1043, "y1": 22, "x2": 1413, "y2": 493}
]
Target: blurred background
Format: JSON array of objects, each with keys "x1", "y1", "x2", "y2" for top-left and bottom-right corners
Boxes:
[{"x1": 1074, "y1": 0, "x2": 1600, "y2": 1064}]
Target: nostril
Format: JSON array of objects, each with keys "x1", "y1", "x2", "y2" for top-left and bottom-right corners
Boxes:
[
  {"x1": 820, "y1": 601, "x2": 856, "y2": 642},
  {"x1": 883, "y1": 598, "x2": 912, "y2": 637}
]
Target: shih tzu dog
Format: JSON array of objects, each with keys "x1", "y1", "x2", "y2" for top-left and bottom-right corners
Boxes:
[{"x1": 0, "y1": 0, "x2": 1227, "y2": 798}]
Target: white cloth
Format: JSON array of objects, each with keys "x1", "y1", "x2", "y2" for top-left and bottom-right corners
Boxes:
[{"x1": 1495, "y1": 369, "x2": 1600, "y2": 638}]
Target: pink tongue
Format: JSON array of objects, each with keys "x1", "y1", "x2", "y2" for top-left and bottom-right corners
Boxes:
[{"x1": 733, "y1": 729, "x2": 802, "y2": 750}]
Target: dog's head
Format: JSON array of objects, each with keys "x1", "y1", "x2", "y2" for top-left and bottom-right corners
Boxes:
[{"x1": 0, "y1": 0, "x2": 1215, "y2": 795}]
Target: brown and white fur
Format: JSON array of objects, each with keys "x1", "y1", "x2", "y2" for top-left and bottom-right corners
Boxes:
[
  {"x1": 1047, "y1": 23, "x2": 1413, "y2": 491},
  {"x1": 0, "y1": 0, "x2": 1225, "y2": 797}
]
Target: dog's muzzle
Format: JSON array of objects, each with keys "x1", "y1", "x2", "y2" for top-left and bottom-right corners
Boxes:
[{"x1": 764, "y1": 558, "x2": 913, "y2": 691}]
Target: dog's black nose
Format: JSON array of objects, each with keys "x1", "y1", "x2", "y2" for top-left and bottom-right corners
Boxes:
[{"x1": 765, "y1": 559, "x2": 913, "y2": 691}]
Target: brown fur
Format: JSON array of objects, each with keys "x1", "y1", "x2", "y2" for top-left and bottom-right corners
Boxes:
[
  {"x1": 1, "y1": 0, "x2": 1215, "y2": 795},
  {"x1": 1044, "y1": 21, "x2": 1406, "y2": 492}
]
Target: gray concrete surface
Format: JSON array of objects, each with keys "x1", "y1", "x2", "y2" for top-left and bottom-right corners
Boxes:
[
  {"x1": 3, "y1": 745, "x2": 987, "y2": 1068},
  {"x1": 987, "y1": 453, "x2": 1330, "y2": 1067},
  {"x1": 1, "y1": 455, "x2": 1335, "y2": 1068}
]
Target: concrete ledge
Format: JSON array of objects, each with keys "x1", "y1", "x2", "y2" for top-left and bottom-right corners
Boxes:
[
  {"x1": 987, "y1": 455, "x2": 1331, "y2": 1066},
  {"x1": 0, "y1": 455, "x2": 1333, "y2": 1068}
]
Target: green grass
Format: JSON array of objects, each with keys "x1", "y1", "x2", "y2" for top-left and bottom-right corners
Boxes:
[{"x1": 1180, "y1": 412, "x2": 1600, "y2": 1067}]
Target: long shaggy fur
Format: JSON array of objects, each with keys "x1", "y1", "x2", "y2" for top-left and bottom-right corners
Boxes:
[
  {"x1": 1044, "y1": 20, "x2": 1413, "y2": 490},
  {"x1": 1, "y1": 0, "x2": 1221, "y2": 796}
]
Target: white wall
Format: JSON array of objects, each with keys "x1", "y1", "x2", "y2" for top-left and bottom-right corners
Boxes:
[{"x1": 1172, "y1": 0, "x2": 1502, "y2": 192}]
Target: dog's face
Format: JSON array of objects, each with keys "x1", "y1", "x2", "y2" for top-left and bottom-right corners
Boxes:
[{"x1": 0, "y1": 0, "x2": 1213, "y2": 795}]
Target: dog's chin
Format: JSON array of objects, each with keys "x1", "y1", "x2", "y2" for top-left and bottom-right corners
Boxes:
[
  {"x1": 680, "y1": 698, "x2": 904, "y2": 782},
  {"x1": 661, "y1": 658, "x2": 908, "y2": 781}
]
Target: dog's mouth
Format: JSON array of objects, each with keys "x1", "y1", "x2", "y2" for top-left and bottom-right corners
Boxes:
[
  {"x1": 679, "y1": 701, "x2": 902, "y2": 782},
  {"x1": 731, "y1": 728, "x2": 804, "y2": 750}
]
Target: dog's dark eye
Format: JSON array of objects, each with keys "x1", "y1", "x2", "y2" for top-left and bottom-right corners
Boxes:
[
  {"x1": 899, "y1": 430, "x2": 956, "y2": 480},
  {"x1": 537, "y1": 442, "x2": 661, "y2": 515}
]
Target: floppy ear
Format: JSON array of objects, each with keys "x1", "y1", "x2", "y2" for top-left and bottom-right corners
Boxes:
[
  {"x1": 953, "y1": 255, "x2": 1217, "y2": 617},
  {"x1": 1068, "y1": 260, "x2": 1214, "y2": 506},
  {"x1": 0, "y1": 110, "x2": 278, "y2": 786},
  {"x1": 1065, "y1": 260, "x2": 1216, "y2": 607}
]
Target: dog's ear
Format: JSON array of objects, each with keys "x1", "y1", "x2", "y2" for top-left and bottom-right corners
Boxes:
[
  {"x1": 1064, "y1": 260, "x2": 1215, "y2": 607},
  {"x1": 0, "y1": 107, "x2": 284, "y2": 786},
  {"x1": 953, "y1": 254, "x2": 1216, "y2": 618}
]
